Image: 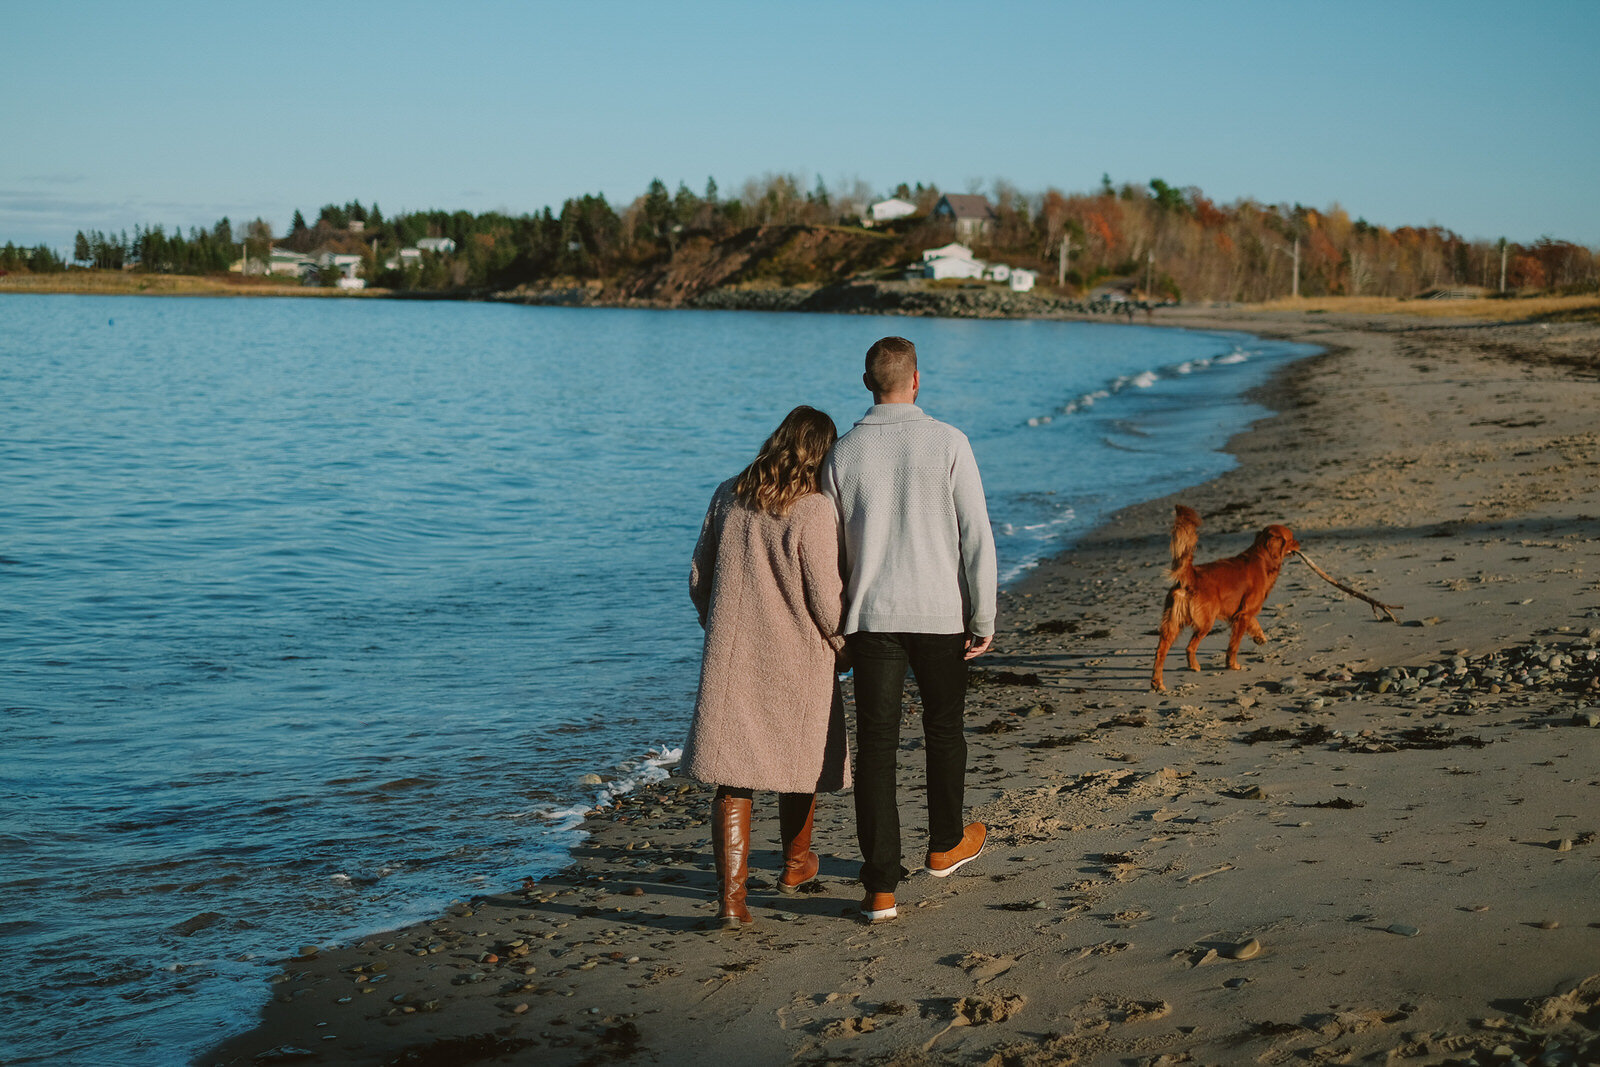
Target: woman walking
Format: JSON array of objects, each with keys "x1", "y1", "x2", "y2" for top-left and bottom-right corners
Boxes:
[{"x1": 683, "y1": 405, "x2": 850, "y2": 930}]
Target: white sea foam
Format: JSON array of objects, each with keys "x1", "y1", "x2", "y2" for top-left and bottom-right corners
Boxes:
[
  {"x1": 996, "y1": 507, "x2": 1077, "y2": 583},
  {"x1": 514, "y1": 744, "x2": 684, "y2": 831},
  {"x1": 1035, "y1": 344, "x2": 1258, "y2": 428}
]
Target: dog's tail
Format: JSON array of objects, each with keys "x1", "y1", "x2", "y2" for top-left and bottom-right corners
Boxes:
[{"x1": 1168, "y1": 505, "x2": 1200, "y2": 588}]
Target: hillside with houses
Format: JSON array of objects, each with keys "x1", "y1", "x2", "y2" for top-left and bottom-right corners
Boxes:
[{"x1": 5, "y1": 175, "x2": 1595, "y2": 306}]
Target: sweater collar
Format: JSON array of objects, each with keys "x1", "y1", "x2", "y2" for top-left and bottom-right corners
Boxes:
[{"x1": 856, "y1": 403, "x2": 930, "y2": 426}]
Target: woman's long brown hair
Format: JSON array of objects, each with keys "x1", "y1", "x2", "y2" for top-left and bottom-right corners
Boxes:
[{"x1": 733, "y1": 405, "x2": 838, "y2": 516}]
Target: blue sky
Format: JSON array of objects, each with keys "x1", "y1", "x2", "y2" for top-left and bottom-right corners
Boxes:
[{"x1": 4, "y1": 0, "x2": 1597, "y2": 250}]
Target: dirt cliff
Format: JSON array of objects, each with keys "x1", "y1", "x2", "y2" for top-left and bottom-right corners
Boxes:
[{"x1": 490, "y1": 224, "x2": 1078, "y2": 319}]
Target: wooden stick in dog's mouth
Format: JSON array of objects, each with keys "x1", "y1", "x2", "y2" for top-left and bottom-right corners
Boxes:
[{"x1": 1292, "y1": 550, "x2": 1404, "y2": 623}]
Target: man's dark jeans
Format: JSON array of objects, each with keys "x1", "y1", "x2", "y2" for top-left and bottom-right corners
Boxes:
[{"x1": 848, "y1": 631, "x2": 969, "y2": 894}]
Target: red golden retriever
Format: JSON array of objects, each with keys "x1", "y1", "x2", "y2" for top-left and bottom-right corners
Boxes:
[{"x1": 1151, "y1": 505, "x2": 1300, "y2": 691}]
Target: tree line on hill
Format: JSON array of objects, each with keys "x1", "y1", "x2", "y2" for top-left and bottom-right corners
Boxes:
[{"x1": 3, "y1": 174, "x2": 1595, "y2": 302}]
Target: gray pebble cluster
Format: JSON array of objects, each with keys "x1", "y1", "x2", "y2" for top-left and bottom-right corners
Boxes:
[{"x1": 1359, "y1": 630, "x2": 1600, "y2": 700}]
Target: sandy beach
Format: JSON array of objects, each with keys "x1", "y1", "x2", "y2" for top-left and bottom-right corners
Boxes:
[{"x1": 203, "y1": 308, "x2": 1600, "y2": 1066}]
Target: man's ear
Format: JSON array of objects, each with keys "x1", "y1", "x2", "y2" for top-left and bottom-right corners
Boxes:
[{"x1": 863, "y1": 371, "x2": 874, "y2": 393}]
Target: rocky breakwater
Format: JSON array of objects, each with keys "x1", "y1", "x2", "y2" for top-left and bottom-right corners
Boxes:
[{"x1": 688, "y1": 280, "x2": 1080, "y2": 319}]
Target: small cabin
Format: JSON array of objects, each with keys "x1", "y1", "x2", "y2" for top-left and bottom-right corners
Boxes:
[
  {"x1": 921, "y1": 241, "x2": 974, "y2": 262},
  {"x1": 864, "y1": 198, "x2": 917, "y2": 226},
  {"x1": 923, "y1": 254, "x2": 986, "y2": 281}
]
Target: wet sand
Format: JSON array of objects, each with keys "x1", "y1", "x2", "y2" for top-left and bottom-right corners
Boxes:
[{"x1": 203, "y1": 308, "x2": 1600, "y2": 1066}]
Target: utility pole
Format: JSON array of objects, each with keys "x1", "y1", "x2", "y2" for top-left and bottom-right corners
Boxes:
[
  {"x1": 1275, "y1": 235, "x2": 1301, "y2": 299},
  {"x1": 1498, "y1": 238, "x2": 1508, "y2": 293},
  {"x1": 1057, "y1": 237, "x2": 1074, "y2": 287},
  {"x1": 1144, "y1": 249, "x2": 1153, "y2": 296}
]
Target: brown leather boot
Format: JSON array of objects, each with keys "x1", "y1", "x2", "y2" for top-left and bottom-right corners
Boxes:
[
  {"x1": 712, "y1": 792, "x2": 754, "y2": 929},
  {"x1": 777, "y1": 792, "x2": 819, "y2": 894}
]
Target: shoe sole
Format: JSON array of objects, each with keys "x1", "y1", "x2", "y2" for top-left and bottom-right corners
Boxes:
[
  {"x1": 860, "y1": 907, "x2": 897, "y2": 923},
  {"x1": 924, "y1": 840, "x2": 985, "y2": 878},
  {"x1": 776, "y1": 881, "x2": 806, "y2": 895}
]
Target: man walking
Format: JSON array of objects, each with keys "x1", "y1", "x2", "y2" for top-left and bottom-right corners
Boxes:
[{"x1": 822, "y1": 335, "x2": 997, "y2": 923}]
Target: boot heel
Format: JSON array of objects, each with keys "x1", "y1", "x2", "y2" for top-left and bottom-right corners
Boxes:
[{"x1": 777, "y1": 793, "x2": 819, "y2": 894}]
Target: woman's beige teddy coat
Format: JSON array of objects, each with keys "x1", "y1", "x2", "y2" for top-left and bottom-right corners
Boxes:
[{"x1": 682, "y1": 479, "x2": 851, "y2": 793}]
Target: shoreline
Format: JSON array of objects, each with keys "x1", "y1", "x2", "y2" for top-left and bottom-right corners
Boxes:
[
  {"x1": 6, "y1": 272, "x2": 1599, "y2": 327},
  {"x1": 201, "y1": 309, "x2": 1600, "y2": 1066}
]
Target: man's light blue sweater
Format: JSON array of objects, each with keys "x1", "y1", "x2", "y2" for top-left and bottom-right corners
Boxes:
[{"x1": 821, "y1": 403, "x2": 997, "y2": 637}]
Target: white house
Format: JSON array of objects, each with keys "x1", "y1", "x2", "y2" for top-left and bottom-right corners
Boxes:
[
  {"x1": 921, "y1": 241, "x2": 974, "y2": 262},
  {"x1": 923, "y1": 254, "x2": 986, "y2": 281},
  {"x1": 231, "y1": 247, "x2": 310, "y2": 276},
  {"x1": 384, "y1": 247, "x2": 423, "y2": 270},
  {"x1": 864, "y1": 198, "x2": 916, "y2": 226},
  {"x1": 306, "y1": 251, "x2": 366, "y2": 288},
  {"x1": 1008, "y1": 269, "x2": 1037, "y2": 292},
  {"x1": 416, "y1": 236, "x2": 456, "y2": 254},
  {"x1": 269, "y1": 249, "x2": 310, "y2": 276}
]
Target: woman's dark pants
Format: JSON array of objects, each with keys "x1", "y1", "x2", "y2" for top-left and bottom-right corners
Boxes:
[{"x1": 848, "y1": 631, "x2": 969, "y2": 894}]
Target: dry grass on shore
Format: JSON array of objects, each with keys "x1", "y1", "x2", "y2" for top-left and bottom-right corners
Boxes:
[
  {"x1": 0, "y1": 270, "x2": 387, "y2": 297},
  {"x1": 1250, "y1": 292, "x2": 1600, "y2": 321}
]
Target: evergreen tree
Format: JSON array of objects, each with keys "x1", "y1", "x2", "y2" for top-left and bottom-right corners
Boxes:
[
  {"x1": 29, "y1": 244, "x2": 65, "y2": 271},
  {"x1": 810, "y1": 175, "x2": 830, "y2": 209},
  {"x1": 643, "y1": 179, "x2": 671, "y2": 239},
  {"x1": 74, "y1": 231, "x2": 91, "y2": 264},
  {"x1": 673, "y1": 182, "x2": 700, "y2": 227}
]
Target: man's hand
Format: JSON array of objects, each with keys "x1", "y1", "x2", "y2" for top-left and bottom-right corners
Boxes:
[{"x1": 964, "y1": 634, "x2": 993, "y2": 660}]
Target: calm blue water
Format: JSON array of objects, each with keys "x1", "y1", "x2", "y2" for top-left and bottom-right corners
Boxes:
[{"x1": 0, "y1": 294, "x2": 1316, "y2": 1064}]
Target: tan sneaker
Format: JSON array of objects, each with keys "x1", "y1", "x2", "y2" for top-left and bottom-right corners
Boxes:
[
  {"x1": 860, "y1": 892, "x2": 897, "y2": 923},
  {"x1": 925, "y1": 822, "x2": 986, "y2": 877}
]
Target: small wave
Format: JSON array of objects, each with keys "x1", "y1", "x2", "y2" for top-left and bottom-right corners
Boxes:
[
  {"x1": 510, "y1": 743, "x2": 682, "y2": 831},
  {"x1": 995, "y1": 508, "x2": 1077, "y2": 584},
  {"x1": 1026, "y1": 345, "x2": 1258, "y2": 428},
  {"x1": 1100, "y1": 435, "x2": 1152, "y2": 453}
]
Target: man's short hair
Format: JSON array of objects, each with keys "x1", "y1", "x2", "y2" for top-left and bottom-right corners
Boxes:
[{"x1": 865, "y1": 336, "x2": 917, "y2": 395}]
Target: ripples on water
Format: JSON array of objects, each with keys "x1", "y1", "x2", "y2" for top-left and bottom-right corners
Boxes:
[{"x1": 0, "y1": 295, "x2": 1315, "y2": 1062}]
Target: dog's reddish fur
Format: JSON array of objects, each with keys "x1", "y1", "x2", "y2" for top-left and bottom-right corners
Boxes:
[{"x1": 1151, "y1": 505, "x2": 1300, "y2": 691}]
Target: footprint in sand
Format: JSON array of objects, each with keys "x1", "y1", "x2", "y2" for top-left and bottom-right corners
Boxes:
[{"x1": 956, "y1": 951, "x2": 1018, "y2": 984}]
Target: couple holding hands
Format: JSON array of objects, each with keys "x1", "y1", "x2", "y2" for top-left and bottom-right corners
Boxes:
[{"x1": 682, "y1": 335, "x2": 998, "y2": 928}]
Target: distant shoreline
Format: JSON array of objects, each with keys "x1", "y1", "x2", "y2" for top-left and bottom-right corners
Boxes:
[
  {"x1": 4, "y1": 270, "x2": 1597, "y2": 324},
  {"x1": 0, "y1": 272, "x2": 389, "y2": 299}
]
